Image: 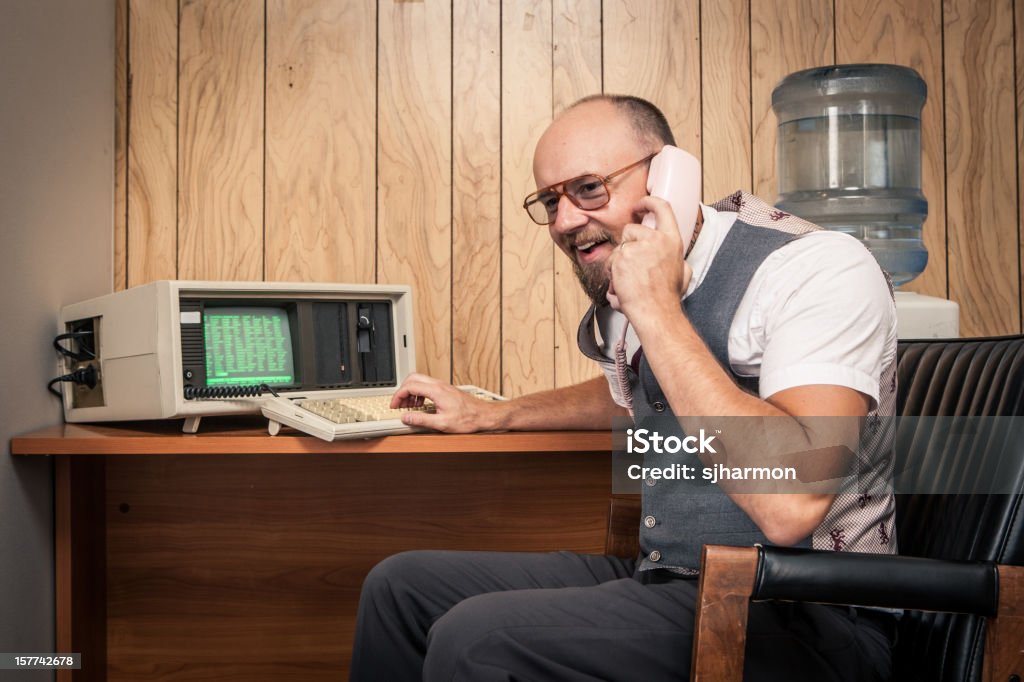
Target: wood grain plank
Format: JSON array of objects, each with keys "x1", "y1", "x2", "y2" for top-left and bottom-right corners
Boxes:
[
  {"x1": 751, "y1": 0, "x2": 834, "y2": 202},
  {"x1": 178, "y1": 0, "x2": 264, "y2": 281},
  {"x1": 702, "y1": 0, "x2": 752, "y2": 201},
  {"x1": 55, "y1": 457, "x2": 106, "y2": 682},
  {"x1": 452, "y1": 0, "x2": 501, "y2": 391},
  {"x1": 55, "y1": 457, "x2": 72, "y2": 682},
  {"x1": 1018, "y1": 0, "x2": 1024, "y2": 332},
  {"x1": 944, "y1": 0, "x2": 1019, "y2": 335},
  {"x1": 127, "y1": 0, "x2": 178, "y2": 286},
  {"x1": 10, "y1": 421, "x2": 613, "y2": 456},
  {"x1": 553, "y1": 0, "x2": 602, "y2": 389},
  {"x1": 103, "y1": 452, "x2": 610, "y2": 680},
  {"x1": 603, "y1": 0, "x2": 701, "y2": 159},
  {"x1": 114, "y1": 0, "x2": 127, "y2": 292},
  {"x1": 835, "y1": 0, "x2": 947, "y2": 298},
  {"x1": 553, "y1": 0, "x2": 601, "y2": 115},
  {"x1": 502, "y1": 0, "x2": 554, "y2": 397},
  {"x1": 377, "y1": 0, "x2": 452, "y2": 381},
  {"x1": 264, "y1": 0, "x2": 375, "y2": 284}
]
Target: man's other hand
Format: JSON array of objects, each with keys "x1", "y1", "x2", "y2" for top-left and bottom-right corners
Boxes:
[{"x1": 390, "y1": 374, "x2": 503, "y2": 434}]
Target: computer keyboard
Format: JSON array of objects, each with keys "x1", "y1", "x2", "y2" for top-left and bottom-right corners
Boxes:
[
  {"x1": 298, "y1": 394, "x2": 436, "y2": 424},
  {"x1": 261, "y1": 385, "x2": 504, "y2": 441}
]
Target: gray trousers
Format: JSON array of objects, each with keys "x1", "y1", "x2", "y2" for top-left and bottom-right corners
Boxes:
[{"x1": 349, "y1": 550, "x2": 892, "y2": 681}]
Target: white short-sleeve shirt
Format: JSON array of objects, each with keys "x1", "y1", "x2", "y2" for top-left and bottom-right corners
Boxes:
[{"x1": 596, "y1": 202, "x2": 897, "y2": 407}]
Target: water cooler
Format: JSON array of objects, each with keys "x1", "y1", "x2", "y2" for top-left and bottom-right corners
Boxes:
[{"x1": 772, "y1": 64, "x2": 959, "y2": 338}]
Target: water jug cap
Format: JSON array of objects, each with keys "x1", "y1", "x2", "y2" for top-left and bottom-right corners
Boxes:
[{"x1": 772, "y1": 64, "x2": 927, "y2": 122}]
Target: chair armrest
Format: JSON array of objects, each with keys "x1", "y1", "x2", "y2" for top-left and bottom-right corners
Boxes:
[
  {"x1": 692, "y1": 546, "x2": 760, "y2": 682},
  {"x1": 691, "y1": 544, "x2": 1024, "y2": 682},
  {"x1": 754, "y1": 545, "x2": 998, "y2": 616}
]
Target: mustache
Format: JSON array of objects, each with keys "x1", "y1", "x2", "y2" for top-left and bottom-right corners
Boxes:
[{"x1": 567, "y1": 230, "x2": 616, "y2": 248}]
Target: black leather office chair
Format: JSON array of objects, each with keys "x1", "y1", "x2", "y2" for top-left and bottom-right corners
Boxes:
[
  {"x1": 693, "y1": 336, "x2": 1024, "y2": 681},
  {"x1": 607, "y1": 336, "x2": 1024, "y2": 680}
]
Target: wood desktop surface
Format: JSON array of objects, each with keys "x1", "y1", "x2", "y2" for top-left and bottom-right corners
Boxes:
[{"x1": 13, "y1": 421, "x2": 614, "y2": 682}]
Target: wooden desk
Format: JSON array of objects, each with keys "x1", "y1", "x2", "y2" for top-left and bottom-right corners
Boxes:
[{"x1": 12, "y1": 420, "x2": 613, "y2": 682}]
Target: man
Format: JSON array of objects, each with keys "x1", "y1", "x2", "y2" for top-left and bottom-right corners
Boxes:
[{"x1": 350, "y1": 95, "x2": 898, "y2": 681}]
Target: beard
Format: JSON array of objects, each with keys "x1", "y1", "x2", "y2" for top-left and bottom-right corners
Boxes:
[
  {"x1": 564, "y1": 227, "x2": 616, "y2": 306},
  {"x1": 573, "y1": 259, "x2": 611, "y2": 306}
]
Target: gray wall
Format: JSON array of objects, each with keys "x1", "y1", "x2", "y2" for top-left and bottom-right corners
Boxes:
[{"x1": 0, "y1": 0, "x2": 114, "y2": 678}]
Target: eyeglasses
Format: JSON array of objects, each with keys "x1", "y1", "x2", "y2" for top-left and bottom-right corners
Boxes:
[{"x1": 522, "y1": 153, "x2": 656, "y2": 225}]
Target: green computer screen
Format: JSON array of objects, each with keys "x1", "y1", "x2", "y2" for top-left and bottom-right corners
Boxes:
[{"x1": 203, "y1": 306, "x2": 295, "y2": 386}]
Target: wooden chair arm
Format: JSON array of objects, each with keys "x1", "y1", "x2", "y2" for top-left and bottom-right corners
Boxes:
[
  {"x1": 986, "y1": 565, "x2": 1024, "y2": 681},
  {"x1": 691, "y1": 545, "x2": 758, "y2": 681},
  {"x1": 691, "y1": 545, "x2": 1024, "y2": 682}
]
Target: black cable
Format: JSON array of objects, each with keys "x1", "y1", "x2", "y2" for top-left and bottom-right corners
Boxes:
[
  {"x1": 48, "y1": 376, "x2": 68, "y2": 398},
  {"x1": 48, "y1": 365, "x2": 98, "y2": 398},
  {"x1": 53, "y1": 331, "x2": 95, "y2": 362}
]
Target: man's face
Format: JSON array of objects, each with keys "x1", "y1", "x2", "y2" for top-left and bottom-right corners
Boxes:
[{"x1": 532, "y1": 102, "x2": 655, "y2": 304}]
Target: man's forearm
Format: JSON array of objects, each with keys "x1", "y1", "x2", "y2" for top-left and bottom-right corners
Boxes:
[
  {"x1": 491, "y1": 375, "x2": 628, "y2": 431},
  {"x1": 631, "y1": 310, "x2": 781, "y2": 418},
  {"x1": 630, "y1": 309, "x2": 858, "y2": 545}
]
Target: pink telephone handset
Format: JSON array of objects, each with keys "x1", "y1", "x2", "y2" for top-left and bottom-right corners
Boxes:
[
  {"x1": 641, "y1": 145, "x2": 702, "y2": 243},
  {"x1": 607, "y1": 145, "x2": 702, "y2": 309}
]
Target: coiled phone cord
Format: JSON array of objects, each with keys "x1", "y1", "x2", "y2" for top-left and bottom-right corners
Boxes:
[
  {"x1": 613, "y1": 325, "x2": 634, "y2": 416},
  {"x1": 183, "y1": 384, "x2": 279, "y2": 400}
]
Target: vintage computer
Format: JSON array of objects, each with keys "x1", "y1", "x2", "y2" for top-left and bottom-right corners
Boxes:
[{"x1": 55, "y1": 280, "x2": 499, "y2": 440}]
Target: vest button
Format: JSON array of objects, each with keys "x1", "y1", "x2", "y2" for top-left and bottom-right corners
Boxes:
[
  {"x1": 652, "y1": 401, "x2": 666, "y2": 412},
  {"x1": 645, "y1": 476, "x2": 657, "y2": 487},
  {"x1": 648, "y1": 550, "x2": 662, "y2": 562},
  {"x1": 644, "y1": 515, "x2": 656, "y2": 528}
]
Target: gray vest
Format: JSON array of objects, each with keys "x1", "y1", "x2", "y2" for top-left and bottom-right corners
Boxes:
[
  {"x1": 578, "y1": 191, "x2": 898, "y2": 573},
  {"x1": 632, "y1": 220, "x2": 796, "y2": 574}
]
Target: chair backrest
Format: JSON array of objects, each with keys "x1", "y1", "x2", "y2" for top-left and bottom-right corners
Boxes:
[{"x1": 893, "y1": 336, "x2": 1024, "y2": 681}]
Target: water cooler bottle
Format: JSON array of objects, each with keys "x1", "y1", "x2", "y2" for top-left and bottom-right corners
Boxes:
[{"x1": 772, "y1": 64, "x2": 958, "y2": 338}]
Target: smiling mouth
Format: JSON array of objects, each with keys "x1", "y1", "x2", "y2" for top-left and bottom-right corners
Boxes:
[{"x1": 575, "y1": 238, "x2": 610, "y2": 256}]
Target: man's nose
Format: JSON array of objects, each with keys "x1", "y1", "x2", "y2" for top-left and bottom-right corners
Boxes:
[{"x1": 549, "y1": 194, "x2": 588, "y2": 234}]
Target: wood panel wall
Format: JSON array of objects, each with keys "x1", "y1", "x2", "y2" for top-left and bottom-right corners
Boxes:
[{"x1": 116, "y1": 0, "x2": 1024, "y2": 398}]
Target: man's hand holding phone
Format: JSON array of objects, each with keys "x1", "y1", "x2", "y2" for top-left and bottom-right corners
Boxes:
[
  {"x1": 605, "y1": 144, "x2": 701, "y2": 320},
  {"x1": 608, "y1": 195, "x2": 693, "y2": 323}
]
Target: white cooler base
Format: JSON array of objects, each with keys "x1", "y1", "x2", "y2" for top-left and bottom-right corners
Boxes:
[{"x1": 894, "y1": 291, "x2": 960, "y2": 339}]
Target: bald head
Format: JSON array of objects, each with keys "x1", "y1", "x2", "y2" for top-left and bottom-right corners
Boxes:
[
  {"x1": 568, "y1": 94, "x2": 675, "y2": 149},
  {"x1": 532, "y1": 96, "x2": 675, "y2": 189}
]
